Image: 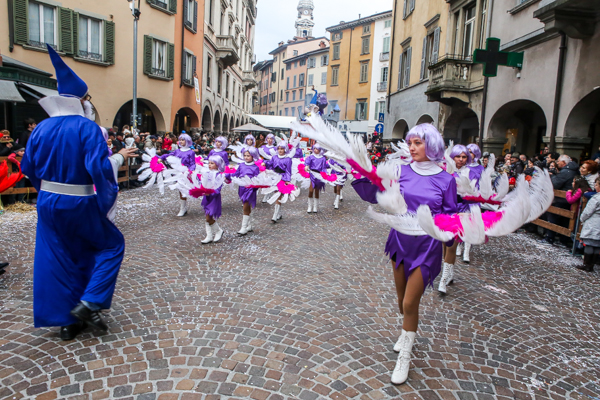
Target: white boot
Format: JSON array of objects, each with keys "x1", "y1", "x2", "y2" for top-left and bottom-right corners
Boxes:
[
  {"x1": 307, "y1": 198, "x2": 313, "y2": 213},
  {"x1": 456, "y1": 243, "x2": 463, "y2": 256},
  {"x1": 438, "y1": 262, "x2": 453, "y2": 294},
  {"x1": 463, "y1": 243, "x2": 471, "y2": 264},
  {"x1": 340, "y1": 190, "x2": 343, "y2": 201},
  {"x1": 247, "y1": 213, "x2": 254, "y2": 232},
  {"x1": 177, "y1": 199, "x2": 188, "y2": 217},
  {"x1": 272, "y1": 204, "x2": 281, "y2": 223},
  {"x1": 393, "y1": 330, "x2": 406, "y2": 353},
  {"x1": 201, "y1": 222, "x2": 213, "y2": 244},
  {"x1": 313, "y1": 198, "x2": 319, "y2": 213},
  {"x1": 333, "y1": 195, "x2": 340, "y2": 209},
  {"x1": 262, "y1": 193, "x2": 269, "y2": 203},
  {"x1": 212, "y1": 223, "x2": 223, "y2": 243},
  {"x1": 238, "y1": 215, "x2": 250, "y2": 235},
  {"x1": 391, "y1": 330, "x2": 415, "y2": 385}
]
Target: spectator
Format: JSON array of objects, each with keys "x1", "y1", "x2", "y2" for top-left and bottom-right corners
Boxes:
[
  {"x1": 162, "y1": 134, "x2": 173, "y2": 151},
  {"x1": 0, "y1": 130, "x2": 15, "y2": 156},
  {"x1": 113, "y1": 133, "x2": 124, "y2": 152},
  {"x1": 548, "y1": 161, "x2": 558, "y2": 176},
  {"x1": 545, "y1": 152, "x2": 559, "y2": 169},
  {"x1": 144, "y1": 135, "x2": 156, "y2": 150},
  {"x1": 519, "y1": 154, "x2": 528, "y2": 165},
  {"x1": 566, "y1": 176, "x2": 591, "y2": 205},
  {"x1": 578, "y1": 176, "x2": 600, "y2": 272},
  {"x1": 510, "y1": 153, "x2": 524, "y2": 176},
  {"x1": 524, "y1": 159, "x2": 535, "y2": 176},
  {"x1": 19, "y1": 118, "x2": 37, "y2": 147},
  {"x1": 591, "y1": 145, "x2": 600, "y2": 162},
  {"x1": 580, "y1": 160, "x2": 599, "y2": 187}
]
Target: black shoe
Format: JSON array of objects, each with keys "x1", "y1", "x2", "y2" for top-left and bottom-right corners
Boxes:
[
  {"x1": 70, "y1": 303, "x2": 108, "y2": 331},
  {"x1": 60, "y1": 321, "x2": 86, "y2": 340},
  {"x1": 0, "y1": 262, "x2": 8, "y2": 269}
]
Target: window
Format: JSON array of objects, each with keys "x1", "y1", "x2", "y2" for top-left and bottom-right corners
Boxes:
[
  {"x1": 281, "y1": 68, "x2": 284, "y2": 79},
  {"x1": 308, "y1": 74, "x2": 314, "y2": 85},
  {"x1": 398, "y1": 47, "x2": 412, "y2": 89},
  {"x1": 292, "y1": 107, "x2": 296, "y2": 117},
  {"x1": 361, "y1": 38, "x2": 370, "y2": 55},
  {"x1": 480, "y1": 0, "x2": 488, "y2": 49},
  {"x1": 226, "y1": 74, "x2": 230, "y2": 98},
  {"x1": 152, "y1": 39, "x2": 167, "y2": 77},
  {"x1": 384, "y1": 20, "x2": 392, "y2": 28},
  {"x1": 28, "y1": 1, "x2": 56, "y2": 48},
  {"x1": 381, "y1": 67, "x2": 389, "y2": 82},
  {"x1": 359, "y1": 62, "x2": 369, "y2": 83},
  {"x1": 403, "y1": 0, "x2": 416, "y2": 18},
  {"x1": 286, "y1": 63, "x2": 292, "y2": 70},
  {"x1": 333, "y1": 32, "x2": 343, "y2": 41},
  {"x1": 463, "y1": 5, "x2": 476, "y2": 59},
  {"x1": 374, "y1": 101, "x2": 386, "y2": 118},
  {"x1": 420, "y1": 27, "x2": 440, "y2": 80},
  {"x1": 286, "y1": 77, "x2": 290, "y2": 89},
  {"x1": 299, "y1": 73, "x2": 305, "y2": 87},
  {"x1": 206, "y1": 55, "x2": 212, "y2": 87},
  {"x1": 362, "y1": 25, "x2": 371, "y2": 34},
  {"x1": 355, "y1": 101, "x2": 367, "y2": 121},
  {"x1": 285, "y1": 108, "x2": 289, "y2": 116},
  {"x1": 299, "y1": 89, "x2": 303, "y2": 100},
  {"x1": 184, "y1": 0, "x2": 198, "y2": 32},
  {"x1": 453, "y1": 12, "x2": 460, "y2": 54},
  {"x1": 321, "y1": 72, "x2": 327, "y2": 85},
  {"x1": 333, "y1": 43, "x2": 341, "y2": 60},
  {"x1": 286, "y1": 92, "x2": 289, "y2": 102},
  {"x1": 293, "y1": 75, "x2": 297, "y2": 87},
  {"x1": 331, "y1": 66, "x2": 339, "y2": 86},
  {"x1": 207, "y1": 0, "x2": 213, "y2": 24},
  {"x1": 383, "y1": 37, "x2": 391, "y2": 54},
  {"x1": 280, "y1": 90, "x2": 283, "y2": 101},
  {"x1": 294, "y1": 61, "x2": 297, "y2": 68},
  {"x1": 279, "y1": 110, "x2": 282, "y2": 115},
  {"x1": 321, "y1": 55, "x2": 329, "y2": 66},
  {"x1": 78, "y1": 16, "x2": 102, "y2": 60},
  {"x1": 300, "y1": 59, "x2": 306, "y2": 66},
  {"x1": 308, "y1": 57, "x2": 316, "y2": 68},
  {"x1": 232, "y1": 81, "x2": 236, "y2": 103},
  {"x1": 183, "y1": 51, "x2": 196, "y2": 85},
  {"x1": 148, "y1": 0, "x2": 177, "y2": 14},
  {"x1": 292, "y1": 91, "x2": 296, "y2": 101},
  {"x1": 293, "y1": 50, "x2": 299, "y2": 56}
]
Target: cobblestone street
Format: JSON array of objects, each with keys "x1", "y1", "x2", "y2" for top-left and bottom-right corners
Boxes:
[{"x1": 1, "y1": 186, "x2": 599, "y2": 400}]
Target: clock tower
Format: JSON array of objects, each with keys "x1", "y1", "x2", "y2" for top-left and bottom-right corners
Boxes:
[{"x1": 295, "y1": 0, "x2": 315, "y2": 38}]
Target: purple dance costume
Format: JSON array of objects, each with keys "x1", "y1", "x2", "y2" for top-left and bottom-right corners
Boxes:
[
  {"x1": 231, "y1": 162, "x2": 260, "y2": 208},
  {"x1": 161, "y1": 148, "x2": 196, "y2": 171},
  {"x1": 201, "y1": 170, "x2": 223, "y2": 219},
  {"x1": 260, "y1": 145, "x2": 276, "y2": 157},
  {"x1": 265, "y1": 155, "x2": 292, "y2": 182},
  {"x1": 293, "y1": 147, "x2": 303, "y2": 159},
  {"x1": 305, "y1": 154, "x2": 328, "y2": 191},
  {"x1": 353, "y1": 163, "x2": 457, "y2": 288},
  {"x1": 208, "y1": 149, "x2": 229, "y2": 166}
]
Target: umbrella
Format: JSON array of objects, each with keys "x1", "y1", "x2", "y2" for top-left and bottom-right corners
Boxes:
[{"x1": 231, "y1": 123, "x2": 272, "y2": 133}]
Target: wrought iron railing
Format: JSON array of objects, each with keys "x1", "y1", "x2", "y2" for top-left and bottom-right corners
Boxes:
[
  {"x1": 152, "y1": 68, "x2": 166, "y2": 77},
  {"x1": 78, "y1": 50, "x2": 102, "y2": 61},
  {"x1": 377, "y1": 81, "x2": 388, "y2": 92},
  {"x1": 30, "y1": 41, "x2": 56, "y2": 50},
  {"x1": 380, "y1": 52, "x2": 390, "y2": 62}
]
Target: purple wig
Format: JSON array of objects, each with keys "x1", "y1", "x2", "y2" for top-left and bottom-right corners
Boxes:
[
  {"x1": 244, "y1": 146, "x2": 260, "y2": 161},
  {"x1": 449, "y1": 144, "x2": 473, "y2": 165},
  {"x1": 244, "y1": 134, "x2": 256, "y2": 147},
  {"x1": 277, "y1": 142, "x2": 290, "y2": 155},
  {"x1": 214, "y1": 136, "x2": 228, "y2": 150},
  {"x1": 405, "y1": 124, "x2": 445, "y2": 162},
  {"x1": 467, "y1": 143, "x2": 481, "y2": 163},
  {"x1": 179, "y1": 133, "x2": 193, "y2": 148},
  {"x1": 312, "y1": 143, "x2": 325, "y2": 153},
  {"x1": 265, "y1": 133, "x2": 275, "y2": 144},
  {"x1": 208, "y1": 155, "x2": 225, "y2": 172}
]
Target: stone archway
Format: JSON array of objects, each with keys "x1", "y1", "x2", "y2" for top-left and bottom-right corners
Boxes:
[
  {"x1": 222, "y1": 113, "x2": 229, "y2": 133},
  {"x1": 416, "y1": 114, "x2": 434, "y2": 126},
  {"x1": 391, "y1": 119, "x2": 409, "y2": 140},
  {"x1": 487, "y1": 100, "x2": 547, "y2": 157},
  {"x1": 235, "y1": 118, "x2": 240, "y2": 128},
  {"x1": 230, "y1": 116, "x2": 235, "y2": 132},
  {"x1": 112, "y1": 98, "x2": 165, "y2": 134},
  {"x1": 443, "y1": 108, "x2": 479, "y2": 145},
  {"x1": 213, "y1": 110, "x2": 221, "y2": 133},
  {"x1": 173, "y1": 107, "x2": 199, "y2": 134},
  {"x1": 202, "y1": 106, "x2": 212, "y2": 132},
  {"x1": 564, "y1": 88, "x2": 600, "y2": 159}
]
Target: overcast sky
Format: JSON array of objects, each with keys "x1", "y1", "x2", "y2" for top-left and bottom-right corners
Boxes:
[{"x1": 254, "y1": 0, "x2": 393, "y2": 61}]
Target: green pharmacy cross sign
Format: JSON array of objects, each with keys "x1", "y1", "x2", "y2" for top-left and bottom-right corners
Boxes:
[{"x1": 473, "y1": 38, "x2": 524, "y2": 77}]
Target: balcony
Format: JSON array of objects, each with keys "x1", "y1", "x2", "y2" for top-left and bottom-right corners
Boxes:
[
  {"x1": 425, "y1": 54, "x2": 484, "y2": 105},
  {"x1": 243, "y1": 70, "x2": 258, "y2": 90},
  {"x1": 379, "y1": 52, "x2": 390, "y2": 62},
  {"x1": 216, "y1": 35, "x2": 240, "y2": 68},
  {"x1": 533, "y1": 0, "x2": 599, "y2": 39},
  {"x1": 377, "y1": 81, "x2": 388, "y2": 92}
]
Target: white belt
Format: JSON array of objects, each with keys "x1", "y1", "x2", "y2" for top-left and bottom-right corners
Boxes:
[{"x1": 40, "y1": 180, "x2": 96, "y2": 196}]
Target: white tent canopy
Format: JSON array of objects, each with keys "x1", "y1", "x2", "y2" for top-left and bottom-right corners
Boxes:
[
  {"x1": 249, "y1": 115, "x2": 296, "y2": 130},
  {"x1": 231, "y1": 123, "x2": 272, "y2": 133}
]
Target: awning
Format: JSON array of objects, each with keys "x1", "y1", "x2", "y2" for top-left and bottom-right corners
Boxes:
[
  {"x1": 249, "y1": 115, "x2": 297, "y2": 130},
  {"x1": 0, "y1": 80, "x2": 26, "y2": 102},
  {"x1": 231, "y1": 123, "x2": 272, "y2": 133},
  {"x1": 19, "y1": 83, "x2": 59, "y2": 98}
]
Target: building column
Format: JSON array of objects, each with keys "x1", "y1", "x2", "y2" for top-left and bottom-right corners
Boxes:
[
  {"x1": 554, "y1": 136, "x2": 591, "y2": 158},
  {"x1": 482, "y1": 137, "x2": 507, "y2": 156}
]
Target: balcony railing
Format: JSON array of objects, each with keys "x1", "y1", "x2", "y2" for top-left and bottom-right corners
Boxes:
[
  {"x1": 216, "y1": 35, "x2": 240, "y2": 68},
  {"x1": 425, "y1": 54, "x2": 483, "y2": 103},
  {"x1": 152, "y1": 68, "x2": 166, "y2": 78},
  {"x1": 379, "y1": 52, "x2": 390, "y2": 62},
  {"x1": 78, "y1": 50, "x2": 103, "y2": 61},
  {"x1": 377, "y1": 81, "x2": 388, "y2": 92},
  {"x1": 242, "y1": 70, "x2": 257, "y2": 89}
]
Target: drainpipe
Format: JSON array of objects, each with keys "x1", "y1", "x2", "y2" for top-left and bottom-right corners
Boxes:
[
  {"x1": 478, "y1": 0, "x2": 494, "y2": 149},
  {"x1": 345, "y1": 28, "x2": 353, "y2": 120},
  {"x1": 180, "y1": 8, "x2": 185, "y2": 88},
  {"x1": 387, "y1": 3, "x2": 398, "y2": 114},
  {"x1": 8, "y1": 0, "x2": 14, "y2": 52},
  {"x1": 549, "y1": 31, "x2": 567, "y2": 153}
]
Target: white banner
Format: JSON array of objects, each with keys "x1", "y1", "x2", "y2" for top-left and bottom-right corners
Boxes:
[{"x1": 194, "y1": 77, "x2": 201, "y2": 104}]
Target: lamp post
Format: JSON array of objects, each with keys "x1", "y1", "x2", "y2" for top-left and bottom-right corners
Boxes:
[{"x1": 127, "y1": 0, "x2": 141, "y2": 133}]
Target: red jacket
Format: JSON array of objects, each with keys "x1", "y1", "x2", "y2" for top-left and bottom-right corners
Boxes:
[{"x1": 162, "y1": 138, "x2": 173, "y2": 150}]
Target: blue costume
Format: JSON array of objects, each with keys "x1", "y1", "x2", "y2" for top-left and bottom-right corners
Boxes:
[{"x1": 21, "y1": 46, "x2": 125, "y2": 330}]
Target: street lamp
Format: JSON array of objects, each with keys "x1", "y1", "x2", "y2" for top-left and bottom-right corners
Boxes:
[{"x1": 127, "y1": 0, "x2": 141, "y2": 133}]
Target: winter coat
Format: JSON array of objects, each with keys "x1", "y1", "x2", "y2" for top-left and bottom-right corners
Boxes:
[
  {"x1": 584, "y1": 173, "x2": 598, "y2": 188},
  {"x1": 551, "y1": 161, "x2": 579, "y2": 191},
  {"x1": 580, "y1": 193, "x2": 600, "y2": 240}
]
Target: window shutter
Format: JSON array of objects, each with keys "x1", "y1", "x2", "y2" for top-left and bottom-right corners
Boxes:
[
  {"x1": 419, "y1": 36, "x2": 427, "y2": 80},
  {"x1": 193, "y1": 1, "x2": 198, "y2": 32},
  {"x1": 432, "y1": 27, "x2": 441, "y2": 65},
  {"x1": 12, "y1": 0, "x2": 28, "y2": 45},
  {"x1": 143, "y1": 35, "x2": 153, "y2": 75},
  {"x1": 104, "y1": 21, "x2": 115, "y2": 65},
  {"x1": 403, "y1": 0, "x2": 408, "y2": 18},
  {"x1": 169, "y1": 0, "x2": 177, "y2": 14},
  {"x1": 192, "y1": 55, "x2": 197, "y2": 77},
  {"x1": 183, "y1": 0, "x2": 188, "y2": 23},
  {"x1": 182, "y1": 53, "x2": 187, "y2": 83},
  {"x1": 167, "y1": 42, "x2": 175, "y2": 79},
  {"x1": 355, "y1": 102, "x2": 360, "y2": 121},
  {"x1": 398, "y1": 53, "x2": 403, "y2": 90},
  {"x1": 72, "y1": 12, "x2": 79, "y2": 55},
  {"x1": 410, "y1": 0, "x2": 415, "y2": 13},
  {"x1": 59, "y1": 8, "x2": 74, "y2": 54},
  {"x1": 404, "y1": 48, "x2": 412, "y2": 88}
]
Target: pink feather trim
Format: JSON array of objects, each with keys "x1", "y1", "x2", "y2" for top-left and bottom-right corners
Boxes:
[
  {"x1": 320, "y1": 171, "x2": 338, "y2": 182},
  {"x1": 481, "y1": 211, "x2": 505, "y2": 229},
  {"x1": 225, "y1": 166, "x2": 237, "y2": 174},
  {"x1": 195, "y1": 156, "x2": 204, "y2": 166},
  {"x1": 346, "y1": 159, "x2": 384, "y2": 191},
  {"x1": 461, "y1": 195, "x2": 503, "y2": 205},
  {"x1": 351, "y1": 170, "x2": 362, "y2": 179},
  {"x1": 150, "y1": 156, "x2": 165, "y2": 173},
  {"x1": 189, "y1": 186, "x2": 215, "y2": 198},
  {"x1": 297, "y1": 164, "x2": 310, "y2": 178},
  {"x1": 277, "y1": 181, "x2": 296, "y2": 194},
  {"x1": 255, "y1": 160, "x2": 266, "y2": 172},
  {"x1": 433, "y1": 214, "x2": 463, "y2": 235},
  {"x1": 247, "y1": 185, "x2": 270, "y2": 189}
]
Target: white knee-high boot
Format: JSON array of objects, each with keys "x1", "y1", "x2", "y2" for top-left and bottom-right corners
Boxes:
[
  {"x1": 456, "y1": 242, "x2": 463, "y2": 256},
  {"x1": 201, "y1": 222, "x2": 213, "y2": 244},
  {"x1": 262, "y1": 193, "x2": 269, "y2": 203},
  {"x1": 177, "y1": 199, "x2": 188, "y2": 217},
  {"x1": 313, "y1": 198, "x2": 319, "y2": 213},
  {"x1": 238, "y1": 215, "x2": 250, "y2": 235},
  {"x1": 307, "y1": 198, "x2": 313, "y2": 213},
  {"x1": 212, "y1": 222, "x2": 223, "y2": 243},
  {"x1": 334, "y1": 195, "x2": 340, "y2": 209},
  {"x1": 438, "y1": 262, "x2": 454, "y2": 294},
  {"x1": 463, "y1": 243, "x2": 471, "y2": 263},
  {"x1": 272, "y1": 204, "x2": 281, "y2": 222},
  {"x1": 391, "y1": 330, "x2": 415, "y2": 385}
]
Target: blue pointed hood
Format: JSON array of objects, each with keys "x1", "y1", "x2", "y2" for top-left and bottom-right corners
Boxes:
[
  {"x1": 47, "y1": 44, "x2": 88, "y2": 98},
  {"x1": 309, "y1": 90, "x2": 318, "y2": 105}
]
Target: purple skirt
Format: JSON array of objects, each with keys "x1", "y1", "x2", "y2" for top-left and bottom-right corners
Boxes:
[
  {"x1": 385, "y1": 230, "x2": 443, "y2": 289},
  {"x1": 238, "y1": 187, "x2": 258, "y2": 208},
  {"x1": 201, "y1": 193, "x2": 222, "y2": 219},
  {"x1": 310, "y1": 175, "x2": 325, "y2": 191}
]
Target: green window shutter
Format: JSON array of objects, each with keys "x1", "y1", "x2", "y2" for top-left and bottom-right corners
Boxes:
[
  {"x1": 104, "y1": 21, "x2": 115, "y2": 64},
  {"x1": 169, "y1": 0, "x2": 177, "y2": 14},
  {"x1": 72, "y1": 12, "x2": 79, "y2": 55},
  {"x1": 167, "y1": 43, "x2": 175, "y2": 80},
  {"x1": 193, "y1": 1, "x2": 198, "y2": 32},
  {"x1": 192, "y1": 55, "x2": 197, "y2": 78},
  {"x1": 12, "y1": 0, "x2": 29, "y2": 46},
  {"x1": 59, "y1": 7, "x2": 74, "y2": 55},
  {"x1": 143, "y1": 35, "x2": 153, "y2": 75}
]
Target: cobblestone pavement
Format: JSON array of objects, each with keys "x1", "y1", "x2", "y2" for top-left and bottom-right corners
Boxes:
[{"x1": 1, "y1": 185, "x2": 599, "y2": 400}]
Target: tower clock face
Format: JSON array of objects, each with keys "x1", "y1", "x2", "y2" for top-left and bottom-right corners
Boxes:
[{"x1": 304, "y1": 10, "x2": 309, "y2": 15}]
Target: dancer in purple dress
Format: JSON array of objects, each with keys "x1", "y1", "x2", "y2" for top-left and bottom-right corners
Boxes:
[
  {"x1": 242, "y1": 134, "x2": 256, "y2": 153},
  {"x1": 264, "y1": 144, "x2": 293, "y2": 222},
  {"x1": 160, "y1": 133, "x2": 196, "y2": 217},
  {"x1": 260, "y1": 134, "x2": 277, "y2": 203},
  {"x1": 201, "y1": 156, "x2": 225, "y2": 244},
  {"x1": 467, "y1": 143, "x2": 484, "y2": 182},
  {"x1": 352, "y1": 124, "x2": 457, "y2": 385},
  {"x1": 228, "y1": 147, "x2": 260, "y2": 235},
  {"x1": 304, "y1": 144, "x2": 328, "y2": 213},
  {"x1": 208, "y1": 136, "x2": 229, "y2": 166},
  {"x1": 328, "y1": 158, "x2": 347, "y2": 209}
]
